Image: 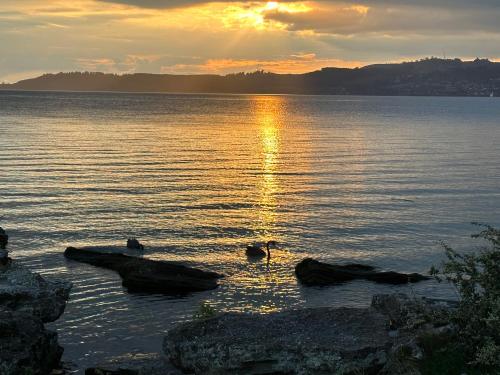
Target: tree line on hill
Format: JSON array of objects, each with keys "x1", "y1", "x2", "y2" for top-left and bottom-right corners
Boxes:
[{"x1": 1, "y1": 58, "x2": 499, "y2": 96}]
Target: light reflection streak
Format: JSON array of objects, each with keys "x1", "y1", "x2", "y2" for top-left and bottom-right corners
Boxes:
[{"x1": 252, "y1": 96, "x2": 286, "y2": 241}]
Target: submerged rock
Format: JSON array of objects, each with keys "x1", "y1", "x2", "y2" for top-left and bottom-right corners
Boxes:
[
  {"x1": 0, "y1": 261, "x2": 71, "y2": 375},
  {"x1": 295, "y1": 258, "x2": 430, "y2": 286},
  {"x1": 65, "y1": 247, "x2": 222, "y2": 294}
]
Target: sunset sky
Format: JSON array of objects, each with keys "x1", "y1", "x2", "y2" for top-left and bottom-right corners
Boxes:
[{"x1": 1, "y1": 0, "x2": 500, "y2": 82}]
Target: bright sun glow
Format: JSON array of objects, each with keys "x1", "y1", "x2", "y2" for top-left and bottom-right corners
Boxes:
[
  {"x1": 219, "y1": 1, "x2": 311, "y2": 30},
  {"x1": 265, "y1": 2, "x2": 280, "y2": 11}
]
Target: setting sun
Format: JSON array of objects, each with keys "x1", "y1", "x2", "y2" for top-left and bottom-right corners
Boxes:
[{"x1": 265, "y1": 1, "x2": 280, "y2": 10}]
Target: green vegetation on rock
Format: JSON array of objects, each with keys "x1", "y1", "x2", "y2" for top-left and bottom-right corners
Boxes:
[{"x1": 429, "y1": 224, "x2": 500, "y2": 374}]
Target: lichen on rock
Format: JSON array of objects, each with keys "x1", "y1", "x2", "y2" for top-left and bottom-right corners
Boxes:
[{"x1": 164, "y1": 294, "x2": 456, "y2": 375}]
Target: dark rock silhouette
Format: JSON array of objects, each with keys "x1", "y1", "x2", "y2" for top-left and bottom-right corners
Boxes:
[
  {"x1": 85, "y1": 368, "x2": 138, "y2": 375},
  {"x1": 0, "y1": 309, "x2": 63, "y2": 374},
  {"x1": 0, "y1": 260, "x2": 71, "y2": 374},
  {"x1": 0, "y1": 227, "x2": 8, "y2": 250},
  {"x1": 127, "y1": 238, "x2": 144, "y2": 250},
  {"x1": 295, "y1": 258, "x2": 430, "y2": 286},
  {"x1": 0, "y1": 227, "x2": 8, "y2": 266},
  {"x1": 64, "y1": 247, "x2": 222, "y2": 294}
]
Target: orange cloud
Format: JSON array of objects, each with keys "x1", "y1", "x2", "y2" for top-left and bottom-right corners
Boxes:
[{"x1": 161, "y1": 55, "x2": 364, "y2": 74}]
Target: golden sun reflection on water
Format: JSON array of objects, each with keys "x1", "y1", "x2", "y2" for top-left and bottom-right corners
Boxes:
[{"x1": 252, "y1": 96, "x2": 286, "y2": 241}]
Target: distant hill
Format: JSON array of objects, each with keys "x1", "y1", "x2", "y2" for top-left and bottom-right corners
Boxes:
[{"x1": 1, "y1": 58, "x2": 499, "y2": 96}]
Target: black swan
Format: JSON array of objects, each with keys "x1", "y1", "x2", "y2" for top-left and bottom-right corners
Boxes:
[{"x1": 246, "y1": 240, "x2": 277, "y2": 258}]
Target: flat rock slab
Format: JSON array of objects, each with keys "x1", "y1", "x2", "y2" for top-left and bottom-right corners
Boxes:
[
  {"x1": 165, "y1": 307, "x2": 398, "y2": 375},
  {"x1": 65, "y1": 247, "x2": 222, "y2": 294},
  {"x1": 295, "y1": 258, "x2": 429, "y2": 286}
]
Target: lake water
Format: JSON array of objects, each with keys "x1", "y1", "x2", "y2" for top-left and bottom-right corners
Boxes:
[{"x1": 0, "y1": 91, "x2": 499, "y2": 372}]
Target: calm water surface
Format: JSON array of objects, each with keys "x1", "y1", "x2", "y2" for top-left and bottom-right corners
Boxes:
[{"x1": 0, "y1": 92, "x2": 499, "y2": 371}]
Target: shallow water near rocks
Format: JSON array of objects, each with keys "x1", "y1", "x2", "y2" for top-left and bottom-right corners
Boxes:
[{"x1": 0, "y1": 92, "x2": 499, "y2": 372}]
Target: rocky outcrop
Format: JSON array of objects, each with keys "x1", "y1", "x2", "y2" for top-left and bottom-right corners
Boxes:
[
  {"x1": 0, "y1": 262, "x2": 71, "y2": 322},
  {"x1": 165, "y1": 306, "x2": 394, "y2": 375},
  {"x1": 0, "y1": 309, "x2": 63, "y2": 375},
  {"x1": 65, "y1": 247, "x2": 222, "y2": 294},
  {"x1": 164, "y1": 294, "x2": 454, "y2": 375},
  {"x1": 0, "y1": 261, "x2": 71, "y2": 375},
  {"x1": 295, "y1": 258, "x2": 430, "y2": 286}
]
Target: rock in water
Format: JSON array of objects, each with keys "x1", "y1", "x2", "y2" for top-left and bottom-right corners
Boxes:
[
  {"x1": 126, "y1": 238, "x2": 144, "y2": 250},
  {"x1": 64, "y1": 247, "x2": 222, "y2": 294},
  {"x1": 295, "y1": 258, "x2": 429, "y2": 286},
  {"x1": 0, "y1": 227, "x2": 8, "y2": 265}
]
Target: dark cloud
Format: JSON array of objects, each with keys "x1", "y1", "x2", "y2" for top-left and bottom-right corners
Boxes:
[
  {"x1": 264, "y1": 3, "x2": 500, "y2": 35},
  {"x1": 97, "y1": 0, "x2": 222, "y2": 8}
]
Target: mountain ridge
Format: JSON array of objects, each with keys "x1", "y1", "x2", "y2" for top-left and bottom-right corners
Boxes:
[{"x1": 1, "y1": 58, "x2": 499, "y2": 96}]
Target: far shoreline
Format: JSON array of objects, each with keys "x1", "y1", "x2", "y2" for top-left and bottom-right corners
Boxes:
[{"x1": 0, "y1": 88, "x2": 497, "y2": 99}]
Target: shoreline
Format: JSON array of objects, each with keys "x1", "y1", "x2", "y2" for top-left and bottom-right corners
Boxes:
[
  {"x1": 1, "y1": 250, "x2": 453, "y2": 375},
  {"x1": 0, "y1": 88, "x2": 498, "y2": 98}
]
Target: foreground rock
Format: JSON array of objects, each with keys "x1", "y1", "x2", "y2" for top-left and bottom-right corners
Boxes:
[
  {"x1": 0, "y1": 309, "x2": 63, "y2": 374},
  {"x1": 295, "y1": 258, "x2": 430, "y2": 286},
  {"x1": 65, "y1": 247, "x2": 222, "y2": 294},
  {"x1": 166, "y1": 307, "x2": 393, "y2": 374},
  {"x1": 0, "y1": 261, "x2": 71, "y2": 322},
  {"x1": 0, "y1": 261, "x2": 71, "y2": 374},
  {"x1": 85, "y1": 353, "x2": 182, "y2": 375},
  {"x1": 164, "y1": 294, "x2": 453, "y2": 375}
]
